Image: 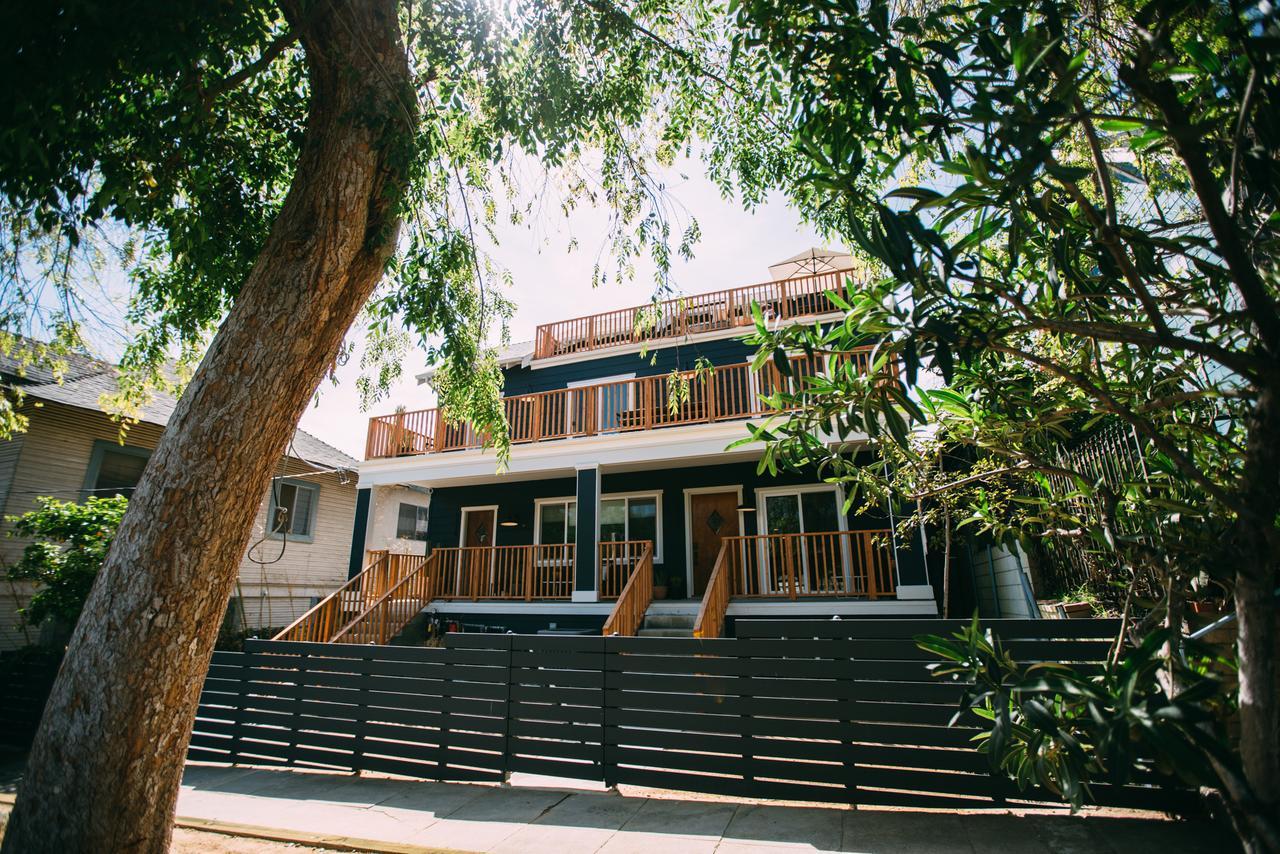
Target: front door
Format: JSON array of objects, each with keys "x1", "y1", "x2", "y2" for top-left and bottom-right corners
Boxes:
[
  {"x1": 461, "y1": 508, "x2": 495, "y2": 597},
  {"x1": 689, "y1": 491, "x2": 740, "y2": 596}
]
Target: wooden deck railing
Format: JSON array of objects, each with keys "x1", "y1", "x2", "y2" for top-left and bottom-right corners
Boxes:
[
  {"x1": 428, "y1": 543, "x2": 576, "y2": 601},
  {"x1": 274, "y1": 550, "x2": 425, "y2": 642},
  {"x1": 367, "y1": 348, "x2": 881, "y2": 459},
  {"x1": 534, "y1": 269, "x2": 855, "y2": 359},
  {"x1": 692, "y1": 542, "x2": 732, "y2": 639},
  {"x1": 598, "y1": 540, "x2": 651, "y2": 599},
  {"x1": 718, "y1": 530, "x2": 897, "y2": 600},
  {"x1": 331, "y1": 552, "x2": 439, "y2": 644},
  {"x1": 601, "y1": 541, "x2": 654, "y2": 636}
]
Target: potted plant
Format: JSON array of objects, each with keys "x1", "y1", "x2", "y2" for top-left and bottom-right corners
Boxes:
[{"x1": 652, "y1": 571, "x2": 669, "y2": 600}]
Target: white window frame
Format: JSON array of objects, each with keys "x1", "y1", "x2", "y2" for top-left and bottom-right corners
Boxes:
[
  {"x1": 267, "y1": 478, "x2": 320, "y2": 543},
  {"x1": 395, "y1": 502, "x2": 430, "y2": 541},
  {"x1": 568, "y1": 373, "x2": 637, "y2": 433},
  {"x1": 533, "y1": 496, "x2": 578, "y2": 546},
  {"x1": 753, "y1": 484, "x2": 848, "y2": 593},
  {"x1": 599, "y1": 490, "x2": 663, "y2": 563}
]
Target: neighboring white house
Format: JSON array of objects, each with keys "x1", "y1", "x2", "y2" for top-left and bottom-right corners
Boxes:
[{"x1": 0, "y1": 342, "x2": 359, "y2": 650}]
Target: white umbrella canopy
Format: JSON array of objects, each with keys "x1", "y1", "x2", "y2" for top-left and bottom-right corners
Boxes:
[{"x1": 767, "y1": 247, "x2": 855, "y2": 280}]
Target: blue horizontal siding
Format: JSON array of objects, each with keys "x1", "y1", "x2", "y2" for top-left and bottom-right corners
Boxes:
[
  {"x1": 503, "y1": 336, "x2": 757, "y2": 396},
  {"x1": 424, "y1": 458, "x2": 930, "y2": 591}
]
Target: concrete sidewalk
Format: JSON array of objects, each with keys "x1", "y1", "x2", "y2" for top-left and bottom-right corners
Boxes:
[{"x1": 177, "y1": 765, "x2": 1228, "y2": 854}]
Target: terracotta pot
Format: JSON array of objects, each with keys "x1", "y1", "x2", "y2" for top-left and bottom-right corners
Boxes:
[{"x1": 652, "y1": 585, "x2": 669, "y2": 600}]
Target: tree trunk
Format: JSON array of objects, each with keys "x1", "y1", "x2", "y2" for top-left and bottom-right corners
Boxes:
[
  {"x1": 1236, "y1": 383, "x2": 1280, "y2": 826},
  {"x1": 0, "y1": 2, "x2": 413, "y2": 851}
]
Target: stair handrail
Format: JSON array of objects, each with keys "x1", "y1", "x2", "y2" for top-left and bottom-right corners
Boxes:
[
  {"x1": 692, "y1": 541, "x2": 732, "y2": 638},
  {"x1": 601, "y1": 541, "x2": 654, "y2": 636},
  {"x1": 330, "y1": 552, "x2": 438, "y2": 645},
  {"x1": 273, "y1": 550, "x2": 391, "y2": 642}
]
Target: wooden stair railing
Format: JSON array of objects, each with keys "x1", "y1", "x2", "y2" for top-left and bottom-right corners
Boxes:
[
  {"x1": 692, "y1": 541, "x2": 731, "y2": 638},
  {"x1": 601, "y1": 542, "x2": 654, "y2": 636},
  {"x1": 273, "y1": 550, "x2": 429, "y2": 642},
  {"x1": 330, "y1": 552, "x2": 437, "y2": 645},
  {"x1": 274, "y1": 551, "x2": 393, "y2": 642}
]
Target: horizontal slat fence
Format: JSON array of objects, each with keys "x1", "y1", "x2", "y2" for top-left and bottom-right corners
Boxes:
[{"x1": 189, "y1": 621, "x2": 1191, "y2": 813}]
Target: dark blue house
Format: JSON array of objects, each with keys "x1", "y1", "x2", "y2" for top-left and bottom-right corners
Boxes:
[{"x1": 296, "y1": 254, "x2": 941, "y2": 644}]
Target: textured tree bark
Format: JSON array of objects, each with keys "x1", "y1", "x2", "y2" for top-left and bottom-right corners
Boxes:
[
  {"x1": 1236, "y1": 384, "x2": 1280, "y2": 827},
  {"x1": 0, "y1": 2, "x2": 413, "y2": 851}
]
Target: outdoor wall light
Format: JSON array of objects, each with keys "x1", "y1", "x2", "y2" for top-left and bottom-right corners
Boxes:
[
  {"x1": 736, "y1": 503, "x2": 756, "y2": 512},
  {"x1": 499, "y1": 518, "x2": 519, "y2": 528}
]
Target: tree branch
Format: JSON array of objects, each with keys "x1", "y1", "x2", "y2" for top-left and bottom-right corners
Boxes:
[
  {"x1": 1121, "y1": 63, "x2": 1280, "y2": 352},
  {"x1": 203, "y1": 30, "x2": 299, "y2": 102}
]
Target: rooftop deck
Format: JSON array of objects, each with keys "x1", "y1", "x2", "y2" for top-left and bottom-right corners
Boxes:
[
  {"x1": 532, "y1": 268, "x2": 853, "y2": 360},
  {"x1": 365, "y1": 348, "x2": 879, "y2": 460}
]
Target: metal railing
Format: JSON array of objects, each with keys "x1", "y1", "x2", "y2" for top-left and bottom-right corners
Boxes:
[
  {"x1": 533, "y1": 269, "x2": 855, "y2": 359},
  {"x1": 366, "y1": 348, "x2": 881, "y2": 459}
]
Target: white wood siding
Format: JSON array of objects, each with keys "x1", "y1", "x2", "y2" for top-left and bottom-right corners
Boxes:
[
  {"x1": 971, "y1": 542, "x2": 1038, "y2": 619},
  {"x1": 0, "y1": 402, "x2": 356, "y2": 648}
]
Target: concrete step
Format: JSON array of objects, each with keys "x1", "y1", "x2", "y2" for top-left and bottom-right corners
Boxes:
[
  {"x1": 637, "y1": 627, "x2": 695, "y2": 638},
  {"x1": 641, "y1": 613, "x2": 696, "y2": 629}
]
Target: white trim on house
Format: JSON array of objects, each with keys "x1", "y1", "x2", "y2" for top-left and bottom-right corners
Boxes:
[
  {"x1": 359, "y1": 420, "x2": 852, "y2": 488},
  {"x1": 418, "y1": 598, "x2": 937, "y2": 617},
  {"x1": 426, "y1": 601, "x2": 616, "y2": 615},
  {"x1": 567, "y1": 373, "x2": 636, "y2": 387},
  {"x1": 682, "y1": 485, "x2": 744, "y2": 596},
  {"x1": 726, "y1": 598, "x2": 937, "y2": 616},
  {"x1": 457, "y1": 505, "x2": 499, "y2": 548},
  {"x1": 599, "y1": 490, "x2": 664, "y2": 563}
]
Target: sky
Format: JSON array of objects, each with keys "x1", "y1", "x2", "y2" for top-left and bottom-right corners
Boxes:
[
  {"x1": 296, "y1": 158, "x2": 830, "y2": 459},
  {"x1": 45, "y1": 156, "x2": 831, "y2": 461}
]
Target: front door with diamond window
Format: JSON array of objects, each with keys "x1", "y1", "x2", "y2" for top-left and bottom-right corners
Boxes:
[{"x1": 689, "y1": 491, "x2": 740, "y2": 596}]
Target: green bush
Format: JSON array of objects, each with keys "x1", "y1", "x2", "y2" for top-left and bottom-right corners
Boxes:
[{"x1": 5, "y1": 495, "x2": 128, "y2": 629}]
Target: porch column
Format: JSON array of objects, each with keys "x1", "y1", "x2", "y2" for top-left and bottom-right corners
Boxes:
[
  {"x1": 347, "y1": 488, "x2": 371, "y2": 579},
  {"x1": 572, "y1": 463, "x2": 600, "y2": 601}
]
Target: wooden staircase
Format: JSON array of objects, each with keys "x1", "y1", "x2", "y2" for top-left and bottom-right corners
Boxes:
[{"x1": 274, "y1": 551, "x2": 436, "y2": 644}]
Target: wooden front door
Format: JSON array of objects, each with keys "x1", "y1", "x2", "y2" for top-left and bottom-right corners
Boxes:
[
  {"x1": 461, "y1": 509, "x2": 495, "y2": 597},
  {"x1": 689, "y1": 491, "x2": 740, "y2": 596}
]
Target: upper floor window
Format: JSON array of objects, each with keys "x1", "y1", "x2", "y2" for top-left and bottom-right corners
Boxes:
[
  {"x1": 84, "y1": 440, "x2": 151, "y2": 499},
  {"x1": 269, "y1": 480, "x2": 319, "y2": 541},
  {"x1": 396, "y1": 503, "x2": 429, "y2": 541},
  {"x1": 535, "y1": 498, "x2": 576, "y2": 545},
  {"x1": 600, "y1": 492, "x2": 661, "y2": 560}
]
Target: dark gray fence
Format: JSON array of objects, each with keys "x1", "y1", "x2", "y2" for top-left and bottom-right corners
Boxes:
[{"x1": 189, "y1": 619, "x2": 1191, "y2": 812}]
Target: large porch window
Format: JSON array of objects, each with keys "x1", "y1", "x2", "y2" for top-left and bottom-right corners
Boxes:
[
  {"x1": 754, "y1": 485, "x2": 847, "y2": 594},
  {"x1": 535, "y1": 498, "x2": 576, "y2": 545},
  {"x1": 760, "y1": 487, "x2": 842, "y2": 537},
  {"x1": 600, "y1": 492, "x2": 661, "y2": 560}
]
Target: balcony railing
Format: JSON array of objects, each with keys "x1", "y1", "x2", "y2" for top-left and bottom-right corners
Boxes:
[
  {"x1": 533, "y1": 269, "x2": 854, "y2": 359},
  {"x1": 721, "y1": 529, "x2": 897, "y2": 599},
  {"x1": 693, "y1": 530, "x2": 898, "y2": 638},
  {"x1": 366, "y1": 348, "x2": 879, "y2": 460},
  {"x1": 430, "y1": 544, "x2": 576, "y2": 601}
]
